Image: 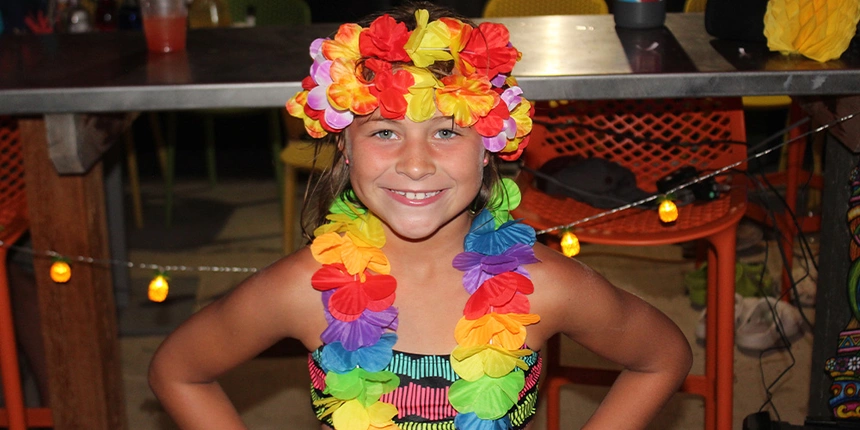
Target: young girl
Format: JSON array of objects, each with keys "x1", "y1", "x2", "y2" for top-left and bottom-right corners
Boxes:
[{"x1": 148, "y1": 3, "x2": 693, "y2": 429}]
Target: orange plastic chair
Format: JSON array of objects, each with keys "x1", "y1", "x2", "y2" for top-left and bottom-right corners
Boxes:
[
  {"x1": 0, "y1": 117, "x2": 53, "y2": 429},
  {"x1": 483, "y1": 0, "x2": 608, "y2": 17},
  {"x1": 512, "y1": 98, "x2": 747, "y2": 430}
]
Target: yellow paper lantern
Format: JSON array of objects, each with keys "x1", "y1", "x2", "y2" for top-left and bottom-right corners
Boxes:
[
  {"x1": 658, "y1": 199, "x2": 679, "y2": 223},
  {"x1": 50, "y1": 259, "x2": 71, "y2": 283},
  {"x1": 764, "y1": 0, "x2": 860, "y2": 62},
  {"x1": 148, "y1": 274, "x2": 170, "y2": 303},
  {"x1": 560, "y1": 231, "x2": 580, "y2": 257}
]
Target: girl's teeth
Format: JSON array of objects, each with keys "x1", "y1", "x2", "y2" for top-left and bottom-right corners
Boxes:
[{"x1": 395, "y1": 190, "x2": 440, "y2": 200}]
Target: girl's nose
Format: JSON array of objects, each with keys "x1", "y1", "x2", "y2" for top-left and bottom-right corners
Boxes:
[{"x1": 395, "y1": 140, "x2": 436, "y2": 180}]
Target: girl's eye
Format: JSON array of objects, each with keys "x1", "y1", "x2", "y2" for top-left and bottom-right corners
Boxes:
[
  {"x1": 373, "y1": 130, "x2": 396, "y2": 139},
  {"x1": 435, "y1": 129, "x2": 459, "y2": 139}
]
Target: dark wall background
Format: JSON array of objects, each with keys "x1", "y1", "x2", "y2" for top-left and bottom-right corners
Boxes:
[{"x1": 307, "y1": 0, "x2": 689, "y2": 22}]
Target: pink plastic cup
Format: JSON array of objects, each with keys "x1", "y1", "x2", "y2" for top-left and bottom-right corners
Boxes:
[{"x1": 141, "y1": 0, "x2": 188, "y2": 53}]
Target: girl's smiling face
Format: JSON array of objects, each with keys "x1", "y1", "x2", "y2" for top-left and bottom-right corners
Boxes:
[{"x1": 344, "y1": 110, "x2": 487, "y2": 242}]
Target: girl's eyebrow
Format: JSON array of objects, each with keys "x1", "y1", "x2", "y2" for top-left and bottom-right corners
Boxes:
[
  {"x1": 360, "y1": 117, "x2": 399, "y2": 125},
  {"x1": 361, "y1": 116, "x2": 455, "y2": 125}
]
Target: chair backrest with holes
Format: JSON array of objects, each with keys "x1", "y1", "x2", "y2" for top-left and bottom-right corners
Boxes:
[
  {"x1": 0, "y1": 117, "x2": 27, "y2": 225},
  {"x1": 525, "y1": 98, "x2": 747, "y2": 193},
  {"x1": 483, "y1": 0, "x2": 609, "y2": 17}
]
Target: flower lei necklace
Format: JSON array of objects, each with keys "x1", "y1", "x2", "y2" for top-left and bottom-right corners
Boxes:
[
  {"x1": 286, "y1": 9, "x2": 534, "y2": 161},
  {"x1": 309, "y1": 179, "x2": 540, "y2": 429}
]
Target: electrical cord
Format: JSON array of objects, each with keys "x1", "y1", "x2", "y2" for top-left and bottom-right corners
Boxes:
[
  {"x1": 745, "y1": 169, "x2": 816, "y2": 330},
  {"x1": 740, "y1": 165, "x2": 829, "y2": 421}
]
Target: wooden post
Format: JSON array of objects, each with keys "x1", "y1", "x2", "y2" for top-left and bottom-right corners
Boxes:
[
  {"x1": 18, "y1": 117, "x2": 127, "y2": 430},
  {"x1": 800, "y1": 97, "x2": 860, "y2": 420}
]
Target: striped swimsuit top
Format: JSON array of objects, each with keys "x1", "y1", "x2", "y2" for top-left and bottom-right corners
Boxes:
[{"x1": 309, "y1": 347, "x2": 542, "y2": 430}]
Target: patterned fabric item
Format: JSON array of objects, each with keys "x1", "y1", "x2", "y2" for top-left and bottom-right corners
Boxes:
[{"x1": 309, "y1": 348, "x2": 541, "y2": 429}]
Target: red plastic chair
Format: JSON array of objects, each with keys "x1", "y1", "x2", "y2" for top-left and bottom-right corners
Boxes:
[
  {"x1": 0, "y1": 116, "x2": 53, "y2": 429},
  {"x1": 512, "y1": 98, "x2": 747, "y2": 430}
]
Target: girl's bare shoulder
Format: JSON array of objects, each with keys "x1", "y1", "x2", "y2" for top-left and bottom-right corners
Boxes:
[
  {"x1": 527, "y1": 243, "x2": 608, "y2": 293},
  {"x1": 525, "y1": 243, "x2": 619, "y2": 337},
  {"x1": 253, "y1": 247, "x2": 319, "y2": 289}
]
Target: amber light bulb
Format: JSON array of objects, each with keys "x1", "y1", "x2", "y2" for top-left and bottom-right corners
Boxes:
[
  {"x1": 560, "y1": 230, "x2": 580, "y2": 257},
  {"x1": 148, "y1": 274, "x2": 170, "y2": 303},
  {"x1": 658, "y1": 199, "x2": 679, "y2": 223},
  {"x1": 50, "y1": 259, "x2": 72, "y2": 283}
]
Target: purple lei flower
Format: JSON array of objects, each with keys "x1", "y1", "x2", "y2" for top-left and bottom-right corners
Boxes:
[
  {"x1": 481, "y1": 86, "x2": 523, "y2": 152},
  {"x1": 305, "y1": 58, "x2": 354, "y2": 131},
  {"x1": 464, "y1": 210, "x2": 536, "y2": 256},
  {"x1": 490, "y1": 73, "x2": 508, "y2": 88},
  {"x1": 320, "y1": 290, "x2": 399, "y2": 351},
  {"x1": 453, "y1": 243, "x2": 539, "y2": 294}
]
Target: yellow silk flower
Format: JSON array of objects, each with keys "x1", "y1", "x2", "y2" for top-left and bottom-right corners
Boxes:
[
  {"x1": 502, "y1": 98, "x2": 534, "y2": 154},
  {"x1": 311, "y1": 232, "x2": 391, "y2": 277},
  {"x1": 402, "y1": 66, "x2": 442, "y2": 123},
  {"x1": 332, "y1": 399, "x2": 398, "y2": 430},
  {"x1": 764, "y1": 0, "x2": 860, "y2": 62},
  {"x1": 450, "y1": 344, "x2": 532, "y2": 381},
  {"x1": 442, "y1": 17, "x2": 473, "y2": 76},
  {"x1": 436, "y1": 74, "x2": 499, "y2": 128},
  {"x1": 453, "y1": 313, "x2": 540, "y2": 350},
  {"x1": 328, "y1": 58, "x2": 377, "y2": 115},
  {"x1": 404, "y1": 9, "x2": 455, "y2": 67},
  {"x1": 285, "y1": 91, "x2": 326, "y2": 139},
  {"x1": 322, "y1": 23, "x2": 363, "y2": 62},
  {"x1": 314, "y1": 212, "x2": 387, "y2": 249}
]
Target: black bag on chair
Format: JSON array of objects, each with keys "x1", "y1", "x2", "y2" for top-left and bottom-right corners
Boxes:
[{"x1": 705, "y1": 0, "x2": 768, "y2": 42}]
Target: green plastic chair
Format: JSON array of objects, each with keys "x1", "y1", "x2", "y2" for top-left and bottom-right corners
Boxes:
[{"x1": 227, "y1": 0, "x2": 311, "y2": 26}]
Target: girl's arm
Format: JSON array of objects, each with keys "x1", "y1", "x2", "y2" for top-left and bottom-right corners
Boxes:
[
  {"x1": 148, "y1": 250, "x2": 322, "y2": 429},
  {"x1": 533, "y1": 245, "x2": 693, "y2": 429}
]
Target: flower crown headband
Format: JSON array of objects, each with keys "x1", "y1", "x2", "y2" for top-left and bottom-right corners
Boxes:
[{"x1": 286, "y1": 9, "x2": 534, "y2": 161}]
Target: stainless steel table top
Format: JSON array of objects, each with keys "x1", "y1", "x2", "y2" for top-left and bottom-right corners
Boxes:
[{"x1": 2, "y1": 13, "x2": 859, "y2": 114}]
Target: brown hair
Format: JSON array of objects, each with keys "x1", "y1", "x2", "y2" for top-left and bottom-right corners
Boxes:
[{"x1": 298, "y1": 1, "x2": 505, "y2": 243}]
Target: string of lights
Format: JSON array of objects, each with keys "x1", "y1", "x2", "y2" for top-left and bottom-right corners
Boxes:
[
  {"x1": 1, "y1": 109, "x2": 856, "y2": 299},
  {"x1": 540, "y1": 111, "x2": 852, "y2": 256}
]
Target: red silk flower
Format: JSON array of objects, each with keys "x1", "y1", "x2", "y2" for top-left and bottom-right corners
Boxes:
[
  {"x1": 366, "y1": 58, "x2": 415, "y2": 120},
  {"x1": 473, "y1": 95, "x2": 510, "y2": 138},
  {"x1": 312, "y1": 263, "x2": 397, "y2": 322},
  {"x1": 460, "y1": 22, "x2": 519, "y2": 80},
  {"x1": 464, "y1": 272, "x2": 534, "y2": 319},
  {"x1": 359, "y1": 14, "x2": 412, "y2": 62}
]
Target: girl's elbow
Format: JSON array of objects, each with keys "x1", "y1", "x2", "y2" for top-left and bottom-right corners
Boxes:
[
  {"x1": 667, "y1": 330, "x2": 694, "y2": 380},
  {"x1": 678, "y1": 339, "x2": 694, "y2": 375},
  {"x1": 147, "y1": 349, "x2": 172, "y2": 397}
]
